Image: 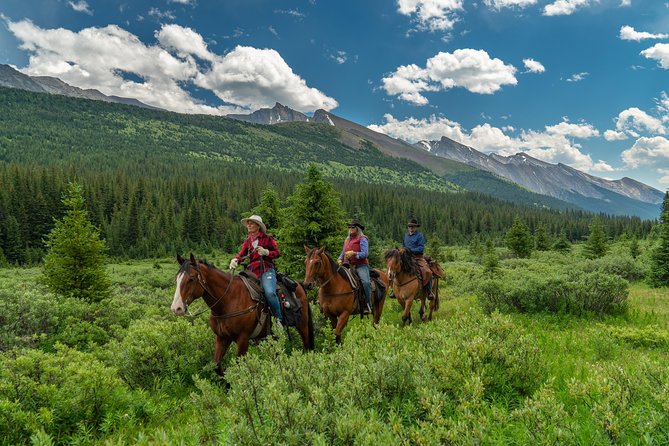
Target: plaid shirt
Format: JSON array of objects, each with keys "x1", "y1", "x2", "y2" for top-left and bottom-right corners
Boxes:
[{"x1": 235, "y1": 232, "x2": 280, "y2": 278}]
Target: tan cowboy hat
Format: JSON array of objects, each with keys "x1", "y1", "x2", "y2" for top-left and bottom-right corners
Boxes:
[{"x1": 240, "y1": 214, "x2": 266, "y2": 233}]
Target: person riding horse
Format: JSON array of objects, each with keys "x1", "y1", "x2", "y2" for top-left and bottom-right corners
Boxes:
[
  {"x1": 337, "y1": 219, "x2": 372, "y2": 314},
  {"x1": 403, "y1": 218, "x2": 434, "y2": 299},
  {"x1": 229, "y1": 214, "x2": 284, "y2": 328}
]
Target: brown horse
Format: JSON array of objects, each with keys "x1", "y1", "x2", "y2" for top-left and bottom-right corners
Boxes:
[
  {"x1": 172, "y1": 254, "x2": 314, "y2": 373},
  {"x1": 304, "y1": 246, "x2": 389, "y2": 343},
  {"x1": 384, "y1": 247, "x2": 439, "y2": 325}
]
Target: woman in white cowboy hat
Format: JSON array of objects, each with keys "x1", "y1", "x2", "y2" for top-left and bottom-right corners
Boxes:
[
  {"x1": 229, "y1": 215, "x2": 283, "y2": 327},
  {"x1": 337, "y1": 219, "x2": 372, "y2": 314}
]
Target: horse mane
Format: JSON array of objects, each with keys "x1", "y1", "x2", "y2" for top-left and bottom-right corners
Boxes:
[
  {"x1": 384, "y1": 247, "x2": 419, "y2": 275},
  {"x1": 308, "y1": 248, "x2": 338, "y2": 276}
]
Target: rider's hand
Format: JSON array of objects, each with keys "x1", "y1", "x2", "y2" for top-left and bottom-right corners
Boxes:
[
  {"x1": 345, "y1": 250, "x2": 355, "y2": 259},
  {"x1": 229, "y1": 258, "x2": 239, "y2": 270},
  {"x1": 257, "y1": 247, "x2": 269, "y2": 256},
  {"x1": 337, "y1": 258, "x2": 343, "y2": 265}
]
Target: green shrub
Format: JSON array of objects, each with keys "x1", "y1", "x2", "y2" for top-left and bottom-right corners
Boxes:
[
  {"x1": 0, "y1": 345, "x2": 136, "y2": 444},
  {"x1": 223, "y1": 311, "x2": 545, "y2": 444},
  {"x1": 607, "y1": 325, "x2": 669, "y2": 348},
  {"x1": 477, "y1": 271, "x2": 629, "y2": 316},
  {"x1": 580, "y1": 254, "x2": 646, "y2": 282},
  {"x1": 105, "y1": 318, "x2": 213, "y2": 389}
]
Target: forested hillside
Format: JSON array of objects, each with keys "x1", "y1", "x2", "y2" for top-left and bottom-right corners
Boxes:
[{"x1": 0, "y1": 87, "x2": 652, "y2": 263}]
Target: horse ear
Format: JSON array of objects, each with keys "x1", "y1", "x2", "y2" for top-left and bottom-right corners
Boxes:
[
  {"x1": 317, "y1": 246, "x2": 325, "y2": 254},
  {"x1": 189, "y1": 252, "x2": 196, "y2": 265},
  {"x1": 304, "y1": 245, "x2": 311, "y2": 254},
  {"x1": 177, "y1": 254, "x2": 185, "y2": 265}
]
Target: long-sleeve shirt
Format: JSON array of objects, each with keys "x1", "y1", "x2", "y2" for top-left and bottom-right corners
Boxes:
[
  {"x1": 338, "y1": 235, "x2": 369, "y2": 264},
  {"x1": 403, "y1": 231, "x2": 426, "y2": 255},
  {"x1": 234, "y1": 232, "x2": 280, "y2": 278}
]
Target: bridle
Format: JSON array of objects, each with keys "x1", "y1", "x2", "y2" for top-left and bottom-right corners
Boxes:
[
  {"x1": 306, "y1": 252, "x2": 354, "y2": 297},
  {"x1": 183, "y1": 262, "x2": 257, "y2": 320}
]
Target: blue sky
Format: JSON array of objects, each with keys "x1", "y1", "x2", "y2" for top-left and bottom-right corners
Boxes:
[{"x1": 1, "y1": 0, "x2": 669, "y2": 190}]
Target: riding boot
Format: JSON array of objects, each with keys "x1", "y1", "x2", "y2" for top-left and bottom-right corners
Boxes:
[{"x1": 426, "y1": 277, "x2": 435, "y2": 300}]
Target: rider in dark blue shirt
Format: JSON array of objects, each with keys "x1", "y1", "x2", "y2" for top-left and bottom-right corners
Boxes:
[{"x1": 402, "y1": 219, "x2": 434, "y2": 298}]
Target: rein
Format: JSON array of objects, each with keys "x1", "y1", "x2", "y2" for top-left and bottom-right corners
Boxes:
[
  {"x1": 310, "y1": 254, "x2": 354, "y2": 298},
  {"x1": 187, "y1": 266, "x2": 256, "y2": 320}
]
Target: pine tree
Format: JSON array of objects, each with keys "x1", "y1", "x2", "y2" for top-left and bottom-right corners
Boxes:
[
  {"x1": 427, "y1": 233, "x2": 445, "y2": 263},
  {"x1": 278, "y1": 165, "x2": 346, "y2": 274},
  {"x1": 506, "y1": 217, "x2": 534, "y2": 258},
  {"x1": 42, "y1": 182, "x2": 111, "y2": 302},
  {"x1": 649, "y1": 192, "x2": 669, "y2": 287},
  {"x1": 553, "y1": 230, "x2": 571, "y2": 253},
  {"x1": 534, "y1": 223, "x2": 550, "y2": 251},
  {"x1": 583, "y1": 217, "x2": 608, "y2": 259},
  {"x1": 629, "y1": 236, "x2": 640, "y2": 259},
  {"x1": 251, "y1": 184, "x2": 281, "y2": 232}
]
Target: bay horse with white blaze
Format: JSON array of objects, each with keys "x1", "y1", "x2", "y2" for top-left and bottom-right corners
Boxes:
[
  {"x1": 172, "y1": 254, "x2": 314, "y2": 374},
  {"x1": 304, "y1": 246, "x2": 389, "y2": 343},
  {"x1": 384, "y1": 247, "x2": 439, "y2": 325}
]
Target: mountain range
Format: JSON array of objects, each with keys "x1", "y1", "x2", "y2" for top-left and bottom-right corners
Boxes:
[
  {"x1": 0, "y1": 64, "x2": 155, "y2": 109},
  {"x1": 0, "y1": 63, "x2": 663, "y2": 219}
]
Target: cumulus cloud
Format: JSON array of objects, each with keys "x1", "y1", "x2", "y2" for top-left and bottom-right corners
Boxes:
[
  {"x1": 543, "y1": 0, "x2": 590, "y2": 16},
  {"x1": 68, "y1": 1, "x2": 93, "y2": 15},
  {"x1": 592, "y1": 160, "x2": 615, "y2": 172},
  {"x1": 169, "y1": 0, "x2": 197, "y2": 4},
  {"x1": 619, "y1": 25, "x2": 669, "y2": 41},
  {"x1": 382, "y1": 49, "x2": 517, "y2": 104},
  {"x1": 614, "y1": 107, "x2": 666, "y2": 136},
  {"x1": 659, "y1": 168, "x2": 669, "y2": 184},
  {"x1": 483, "y1": 0, "x2": 538, "y2": 10},
  {"x1": 523, "y1": 58, "x2": 545, "y2": 73},
  {"x1": 622, "y1": 136, "x2": 669, "y2": 168},
  {"x1": 5, "y1": 19, "x2": 337, "y2": 115},
  {"x1": 604, "y1": 129, "x2": 628, "y2": 141},
  {"x1": 368, "y1": 114, "x2": 602, "y2": 171},
  {"x1": 641, "y1": 43, "x2": 669, "y2": 69},
  {"x1": 396, "y1": 0, "x2": 463, "y2": 32}
]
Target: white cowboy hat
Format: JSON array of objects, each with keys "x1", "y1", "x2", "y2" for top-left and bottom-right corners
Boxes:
[{"x1": 240, "y1": 214, "x2": 266, "y2": 233}]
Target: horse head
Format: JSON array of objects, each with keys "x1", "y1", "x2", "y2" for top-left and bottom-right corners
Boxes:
[
  {"x1": 172, "y1": 253, "x2": 205, "y2": 315},
  {"x1": 304, "y1": 245, "x2": 328, "y2": 288},
  {"x1": 383, "y1": 247, "x2": 401, "y2": 280}
]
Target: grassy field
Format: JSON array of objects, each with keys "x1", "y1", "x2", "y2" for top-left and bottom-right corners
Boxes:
[{"x1": 1, "y1": 249, "x2": 668, "y2": 444}]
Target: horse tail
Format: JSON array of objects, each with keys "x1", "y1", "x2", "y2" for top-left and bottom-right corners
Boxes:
[
  {"x1": 434, "y1": 278, "x2": 440, "y2": 311},
  {"x1": 307, "y1": 302, "x2": 315, "y2": 350}
]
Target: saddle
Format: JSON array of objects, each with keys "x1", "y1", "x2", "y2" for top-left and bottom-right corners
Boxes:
[
  {"x1": 238, "y1": 270, "x2": 303, "y2": 328},
  {"x1": 339, "y1": 265, "x2": 386, "y2": 317},
  {"x1": 424, "y1": 255, "x2": 444, "y2": 278}
]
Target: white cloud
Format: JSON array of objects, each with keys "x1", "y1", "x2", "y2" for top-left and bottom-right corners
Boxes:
[
  {"x1": 604, "y1": 129, "x2": 628, "y2": 141},
  {"x1": 615, "y1": 107, "x2": 666, "y2": 135},
  {"x1": 641, "y1": 43, "x2": 669, "y2": 69},
  {"x1": 622, "y1": 136, "x2": 669, "y2": 168},
  {"x1": 367, "y1": 113, "x2": 466, "y2": 142},
  {"x1": 484, "y1": 0, "x2": 538, "y2": 10},
  {"x1": 659, "y1": 168, "x2": 669, "y2": 184},
  {"x1": 565, "y1": 72, "x2": 588, "y2": 82},
  {"x1": 169, "y1": 0, "x2": 197, "y2": 4},
  {"x1": 368, "y1": 114, "x2": 602, "y2": 171},
  {"x1": 148, "y1": 8, "x2": 176, "y2": 21},
  {"x1": 6, "y1": 19, "x2": 337, "y2": 114},
  {"x1": 522, "y1": 58, "x2": 545, "y2": 73},
  {"x1": 68, "y1": 1, "x2": 92, "y2": 15},
  {"x1": 546, "y1": 121, "x2": 599, "y2": 138},
  {"x1": 268, "y1": 26, "x2": 279, "y2": 38},
  {"x1": 330, "y1": 50, "x2": 347, "y2": 64},
  {"x1": 619, "y1": 26, "x2": 669, "y2": 41},
  {"x1": 382, "y1": 49, "x2": 517, "y2": 104},
  {"x1": 275, "y1": 9, "x2": 306, "y2": 19},
  {"x1": 619, "y1": 0, "x2": 631, "y2": 5},
  {"x1": 543, "y1": 0, "x2": 590, "y2": 16},
  {"x1": 396, "y1": 0, "x2": 463, "y2": 32},
  {"x1": 592, "y1": 160, "x2": 615, "y2": 172}
]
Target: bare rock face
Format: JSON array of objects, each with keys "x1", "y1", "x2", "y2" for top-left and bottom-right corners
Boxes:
[
  {"x1": 227, "y1": 103, "x2": 309, "y2": 124},
  {"x1": 416, "y1": 136, "x2": 664, "y2": 218}
]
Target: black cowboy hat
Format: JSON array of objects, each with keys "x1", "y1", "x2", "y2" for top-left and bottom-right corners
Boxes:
[
  {"x1": 407, "y1": 218, "x2": 420, "y2": 227},
  {"x1": 347, "y1": 219, "x2": 365, "y2": 230}
]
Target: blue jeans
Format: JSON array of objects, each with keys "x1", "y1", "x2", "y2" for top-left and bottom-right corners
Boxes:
[
  {"x1": 355, "y1": 264, "x2": 372, "y2": 308},
  {"x1": 261, "y1": 268, "x2": 282, "y2": 323}
]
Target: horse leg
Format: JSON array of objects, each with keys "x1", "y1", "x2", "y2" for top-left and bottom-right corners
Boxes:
[
  {"x1": 402, "y1": 298, "x2": 413, "y2": 326},
  {"x1": 214, "y1": 335, "x2": 231, "y2": 376},
  {"x1": 373, "y1": 296, "x2": 385, "y2": 326},
  {"x1": 234, "y1": 333, "x2": 252, "y2": 357},
  {"x1": 334, "y1": 312, "x2": 351, "y2": 344},
  {"x1": 419, "y1": 294, "x2": 428, "y2": 322}
]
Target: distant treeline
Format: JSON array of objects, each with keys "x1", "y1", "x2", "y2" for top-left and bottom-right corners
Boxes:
[
  {"x1": 0, "y1": 162, "x2": 652, "y2": 264},
  {"x1": 0, "y1": 87, "x2": 654, "y2": 264}
]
